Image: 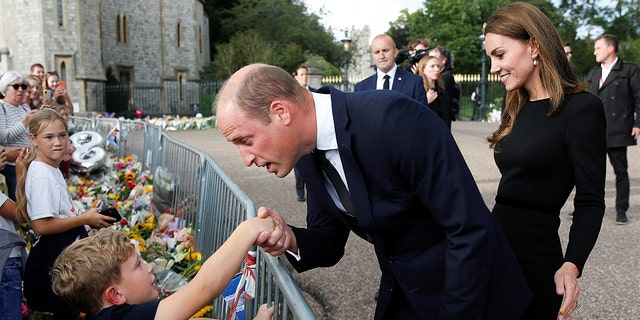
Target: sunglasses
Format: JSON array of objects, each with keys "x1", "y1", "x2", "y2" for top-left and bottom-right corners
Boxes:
[{"x1": 10, "y1": 83, "x2": 28, "y2": 91}]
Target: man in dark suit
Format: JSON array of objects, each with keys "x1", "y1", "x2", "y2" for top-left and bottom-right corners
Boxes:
[
  {"x1": 355, "y1": 34, "x2": 428, "y2": 106},
  {"x1": 293, "y1": 65, "x2": 315, "y2": 201},
  {"x1": 587, "y1": 34, "x2": 640, "y2": 225},
  {"x1": 215, "y1": 63, "x2": 531, "y2": 319}
]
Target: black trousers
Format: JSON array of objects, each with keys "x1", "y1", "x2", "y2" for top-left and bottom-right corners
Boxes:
[{"x1": 607, "y1": 147, "x2": 629, "y2": 214}]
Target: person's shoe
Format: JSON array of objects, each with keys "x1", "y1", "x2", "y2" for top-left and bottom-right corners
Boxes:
[
  {"x1": 615, "y1": 212, "x2": 628, "y2": 225},
  {"x1": 297, "y1": 195, "x2": 306, "y2": 202}
]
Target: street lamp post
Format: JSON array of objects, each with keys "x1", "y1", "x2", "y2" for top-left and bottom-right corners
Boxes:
[
  {"x1": 479, "y1": 25, "x2": 487, "y2": 121},
  {"x1": 341, "y1": 30, "x2": 352, "y2": 92}
]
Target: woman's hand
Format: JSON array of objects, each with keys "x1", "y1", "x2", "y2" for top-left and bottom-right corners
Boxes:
[
  {"x1": 555, "y1": 261, "x2": 580, "y2": 320},
  {"x1": 426, "y1": 88, "x2": 438, "y2": 104},
  {"x1": 53, "y1": 86, "x2": 66, "y2": 100}
]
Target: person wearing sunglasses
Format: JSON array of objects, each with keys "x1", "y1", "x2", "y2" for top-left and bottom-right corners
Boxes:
[{"x1": 0, "y1": 71, "x2": 38, "y2": 201}]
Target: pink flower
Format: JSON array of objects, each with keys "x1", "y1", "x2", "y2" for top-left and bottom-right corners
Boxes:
[{"x1": 174, "y1": 229, "x2": 189, "y2": 242}]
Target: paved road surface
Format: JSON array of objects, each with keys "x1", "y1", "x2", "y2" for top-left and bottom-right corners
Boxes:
[{"x1": 168, "y1": 120, "x2": 640, "y2": 319}]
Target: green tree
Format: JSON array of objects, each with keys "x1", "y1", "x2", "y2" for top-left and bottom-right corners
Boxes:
[
  {"x1": 557, "y1": 0, "x2": 639, "y2": 75},
  {"x1": 390, "y1": 0, "x2": 511, "y2": 74},
  {"x1": 391, "y1": 0, "x2": 593, "y2": 74},
  {"x1": 202, "y1": 0, "x2": 342, "y2": 79}
]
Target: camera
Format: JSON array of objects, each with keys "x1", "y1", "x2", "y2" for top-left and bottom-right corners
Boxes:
[{"x1": 395, "y1": 48, "x2": 431, "y2": 68}]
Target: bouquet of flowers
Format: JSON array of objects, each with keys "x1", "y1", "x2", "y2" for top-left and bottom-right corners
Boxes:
[{"x1": 65, "y1": 154, "x2": 210, "y2": 317}]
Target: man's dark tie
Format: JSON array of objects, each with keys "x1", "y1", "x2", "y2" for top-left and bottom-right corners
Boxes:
[
  {"x1": 312, "y1": 149, "x2": 356, "y2": 217},
  {"x1": 383, "y1": 74, "x2": 390, "y2": 90}
]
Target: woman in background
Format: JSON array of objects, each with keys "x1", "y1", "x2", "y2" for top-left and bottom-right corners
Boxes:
[
  {"x1": 0, "y1": 71, "x2": 37, "y2": 200},
  {"x1": 24, "y1": 75, "x2": 43, "y2": 110},
  {"x1": 42, "y1": 72, "x2": 72, "y2": 111},
  {"x1": 485, "y1": 2, "x2": 606, "y2": 319},
  {"x1": 417, "y1": 55, "x2": 452, "y2": 129}
]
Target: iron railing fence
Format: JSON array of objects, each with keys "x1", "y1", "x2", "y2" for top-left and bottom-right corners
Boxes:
[
  {"x1": 96, "y1": 76, "x2": 501, "y2": 121},
  {"x1": 67, "y1": 116, "x2": 317, "y2": 320}
]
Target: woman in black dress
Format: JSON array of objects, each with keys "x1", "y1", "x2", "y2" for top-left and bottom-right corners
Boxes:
[
  {"x1": 417, "y1": 55, "x2": 452, "y2": 129},
  {"x1": 484, "y1": 3, "x2": 606, "y2": 320}
]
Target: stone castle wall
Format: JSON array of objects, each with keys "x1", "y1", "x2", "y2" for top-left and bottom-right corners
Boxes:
[{"x1": 0, "y1": 0, "x2": 209, "y2": 112}]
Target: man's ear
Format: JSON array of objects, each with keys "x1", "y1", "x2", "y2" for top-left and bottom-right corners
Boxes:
[
  {"x1": 104, "y1": 286, "x2": 127, "y2": 306},
  {"x1": 269, "y1": 100, "x2": 291, "y2": 125}
]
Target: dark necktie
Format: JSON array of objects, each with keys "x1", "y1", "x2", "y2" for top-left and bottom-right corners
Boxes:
[
  {"x1": 312, "y1": 149, "x2": 356, "y2": 217},
  {"x1": 383, "y1": 74, "x2": 390, "y2": 90}
]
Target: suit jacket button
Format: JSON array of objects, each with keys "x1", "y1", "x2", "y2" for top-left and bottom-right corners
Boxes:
[{"x1": 389, "y1": 257, "x2": 394, "y2": 263}]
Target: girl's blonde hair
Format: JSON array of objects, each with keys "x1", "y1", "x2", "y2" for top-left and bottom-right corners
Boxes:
[{"x1": 16, "y1": 109, "x2": 68, "y2": 222}]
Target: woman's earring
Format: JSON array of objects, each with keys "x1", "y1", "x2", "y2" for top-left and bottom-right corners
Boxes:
[{"x1": 533, "y1": 58, "x2": 538, "y2": 66}]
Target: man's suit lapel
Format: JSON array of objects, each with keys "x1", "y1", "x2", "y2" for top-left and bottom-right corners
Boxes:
[
  {"x1": 392, "y1": 68, "x2": 407, "y2": 92},
  {"x1": 602, "y1": 60, "x2": 623, "y2": 89},
  {"x1": 329, "y1": 90, "x2": 377, "y2": 239}
]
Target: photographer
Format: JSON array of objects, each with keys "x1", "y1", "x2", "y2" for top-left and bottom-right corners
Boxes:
[{"x1": 395, "y1": 39, "x2": 430, "y2": 73}]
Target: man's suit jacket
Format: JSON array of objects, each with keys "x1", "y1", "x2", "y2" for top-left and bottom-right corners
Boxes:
[
  {"x1": 587, "y1": 59, "x2": 640, "y2": 148},
  {"x1": 354, "y1": 67, "x2": 428, "y2": 106},
  {"x1": 289, "y1": 87, "x2": 531, "y2": 319}
]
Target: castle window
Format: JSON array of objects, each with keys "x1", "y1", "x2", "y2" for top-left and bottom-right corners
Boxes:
[
  {"x1": 117, "y1": 14, "x2": 129, "y2": 44},
  {"x1": 57, "y1": 0, "x2": 64, "y2": 26},
  {"x1": 117, "y1": 15, "x2": 121, "y2": 42},
  {"x1": 199, "y1": 26, "x2": 203, "y2": 53},
  {"x1": 123, "y1": 16, "x2": 128, "y2": 43},
  {"x1": 177, "y1": 23, "x2": 184, "y2": 48}
]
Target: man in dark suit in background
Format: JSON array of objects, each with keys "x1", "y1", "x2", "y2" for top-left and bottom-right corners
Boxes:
[
  {"x1": 587, "y1": 34, "x2": 640, "y2": 225},
  {"x1": 355, "y1": 34, "x2": 428, "y2": 106},
  {"x1": 292, "y1": 65, "x2": 315, "y2": 201},
  {"x1": 215, "y1": 63, "x2": 531, "y2": 319}
]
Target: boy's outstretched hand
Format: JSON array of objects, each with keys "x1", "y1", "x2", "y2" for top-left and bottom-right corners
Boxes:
[{"x1": 255, "y1": 207, "x2": 297, "y2": 256}]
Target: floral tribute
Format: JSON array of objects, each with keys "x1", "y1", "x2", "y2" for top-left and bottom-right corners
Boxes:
[{"x1": 65, "y1": 154, "x2": 211, "y2": 318}]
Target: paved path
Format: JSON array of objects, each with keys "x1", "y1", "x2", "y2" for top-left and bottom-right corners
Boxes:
[{"x1": 168, "y1": 120, "x2": 640, "y2": 319}]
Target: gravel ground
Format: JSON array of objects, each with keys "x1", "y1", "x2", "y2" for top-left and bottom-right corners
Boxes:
[{"x1": 169, "y1": 120, "x2": 640, "y2": 320}]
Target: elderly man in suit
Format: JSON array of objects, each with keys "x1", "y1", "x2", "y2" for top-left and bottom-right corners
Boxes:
[
  {"x1": 355, "y1": 34, "x2": 428, "y2": 106},
  {"x1": 215, "y1": 63, "x2": 531, "y2": 319},
  {"x1": 587, "y1": 34, "x2": 640, "y2": 225}
]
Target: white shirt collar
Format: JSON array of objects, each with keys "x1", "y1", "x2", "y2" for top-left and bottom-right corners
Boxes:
[
  {"x1": 312, "y1": 92, "x2": 338, "y2": 151},
  {"x1": 376, "y1": 65, "x2": 398, "y2": 90},
  {"x1": 601, "y1": 57, "x2": 618, "y2": 83}
]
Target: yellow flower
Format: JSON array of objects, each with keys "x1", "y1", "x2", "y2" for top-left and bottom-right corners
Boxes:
[
  {"x1": 125, "y1": 172, "x2": 136, "y2": 182},
  {"x1": 124, "y1": 155, "x2": 134, "y2": 162},
  {"x1": 193, "y1": 265, "x2": 201, "y2": 272},
  {"x1": 191, "y1": 251, "x2": 202, "y2": 261},
  {"x1": 191, "y1": 304, "x2": 213, "y2": 318}
]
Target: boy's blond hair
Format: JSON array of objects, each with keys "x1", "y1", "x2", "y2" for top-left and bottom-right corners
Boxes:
[{"x1": 51, "y1": 228, "x2": 136, "y2": 316}]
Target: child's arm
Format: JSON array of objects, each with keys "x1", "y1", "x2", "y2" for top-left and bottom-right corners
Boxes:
[
  {"x1": 30, "y1": 208, "x2": 116, "y2": 235},
  {"x1": 156, "y1": 216, "x2": 277, "y2": 320},
  {"x1": 0, "y1": 197, "x2": 17, "y2": 221}
]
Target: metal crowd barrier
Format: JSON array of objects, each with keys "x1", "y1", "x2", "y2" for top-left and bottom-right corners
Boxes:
[{"x1": 69, "y1": 116, "x2": 317, "y2": 320}]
